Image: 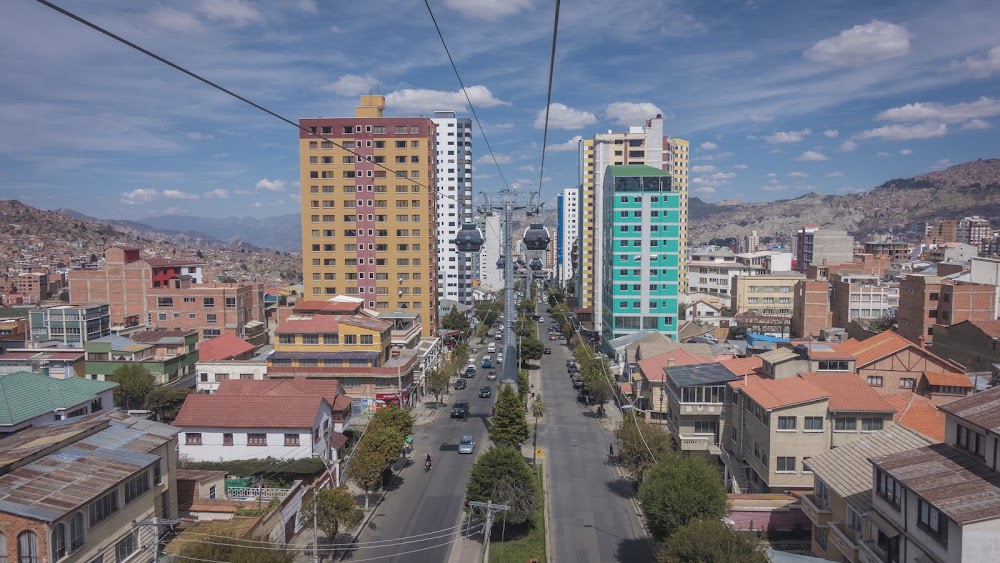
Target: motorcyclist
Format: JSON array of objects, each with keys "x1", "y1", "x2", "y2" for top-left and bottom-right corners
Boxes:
[{"x1": 425, "y1": 453, "x2": 432, "y2": 470}]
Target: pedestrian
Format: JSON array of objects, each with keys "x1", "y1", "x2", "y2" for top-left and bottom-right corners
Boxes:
[
  {"x1": 610, "y1": 443, "x2": 614, "y2": 458},
  {"x1": 617, "y1": 448, "x2": 623, "y2": 463}
]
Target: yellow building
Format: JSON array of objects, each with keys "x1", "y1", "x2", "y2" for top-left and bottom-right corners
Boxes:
[
  {"x1": 668, "y1": 138, "x2": 690, "y2": 291},
  {"x1": 730, "y1": 273, "x2": 806, "y2": 317},
  {"x1": 299, "y1": 95, "x2": 439, "y2": 336},
  {"x1": 577, "y1": 138, "x2": 596, "y2": 314}
]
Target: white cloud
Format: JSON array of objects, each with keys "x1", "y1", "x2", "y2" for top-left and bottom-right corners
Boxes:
[
  {"x1": 761, "y1": 185, "x2": 789, "y2": 192},
  {"x1": 691, "y1": 165, "x2": 718, "y2": 173},
  {"x1": 747, "y1": 113, "x2": 773, "y2": 123},
  {"x1": 823, "y1": 129, "x2": 839, "y2": 138},
  {"x1": 256, "y1": 178, "x2": 287, "y2": 192},
  {"x1": 321, "y1": 74, "x2": 378, "y2": 97},
  {"x1": 962, "y1": 118, "x2": 992, "y2": 129},
  {"x1": 197, "y1": 0, "x2": 264, "y2": 28},
  {"x1": 120, "y1": 188, "x2": 160, "y2": 205},
  {"x1": 546, "y1": 135, "x2": 584, "y2": 152},
  {"x1": 876, "y1": 151, "x2": 891, "y2": 158},
  {"x1": 148, "y1": 8, "x2": 205, "y2": 33},
  {"x1": 838, "y1": 186, "x2": 865, "y2": 194},
  {"x1": 797, "y1": 150, "x2": 829, "y2": 161},
  {"x1": 875, "y1": 97, "x2": 1000, "y2": 124},
  {"x1": 766, "y1": 172, "x2": 777, "y2": 178},
  {"x1": 534, "y1": 103, "x2": 597, "y2": 130},
  {"x1": 693, "y1": 152, "x2": 733, "y2": 162},
  {"x1": 443, "y1": 0, "x2": 532, "y2": 20},
  {"x1": 695, "y1": 186, "x2": 717, "y2": 194},
  {"x1": 518, "y1": 165, "x2": 536, "y2": 172},
  {"x1": 204, "y1": 188, "x2": 230, "y2": 199},
  {"x1": 803, "y1": 20, "x2": 911, "y2": 67},
  {"x1": 826, "y1": 171, "x2": 845, "y2": 177},
  {"x1": 788, "y1": 171, "x2": 809, "y2": 178},
  {"x1": 387, "y1": 86, "x2": 510, "y2": 113},
  {"x1": 700, "y1": 141, "x2": 719, "y2": 150},
  {"x1": 857, "y1": 122, "x2": 948, "y2": 141},
  {"x1": 762, "y1": 129, "x2": 812, "y2": 143},
  {"x1": 606, "y1": 102, "x2": 664, "y2": 126},
  {"x1": 494, "y1": 122, "x2": 514, "y2": 129},
  {"x1": 477, "y1": 154, "x2": 512, "y2": 165},
  {"x1": 702, "y1": 172, "x2": 736, "y2": 181},
  {"x1": 296, "y1": 0, "x2": 318, "y2": 14},
  {"x1": 900, "y1": 149, "x2": 913, "y2": 155},
  {"x1": 288, "y1": 193, "x2": 301, "y2": 202},
  {"x1": 162, "y1": 189, "x2": 199, "y2": 200},
  {"x1": 185, "y1": 132, "x2": 214, "y2": 141},
  {"x1": 839, "y1": 140, "x2": 858, "y2": 152},
  {"x1": 252, "y1": 202, "x2": 262, "y2": 208},
  {"x1": 734, "y1": 164, "x2": 748, "y2": 170},
  {"x1": 951, "y1": 46, "x2": 1000, "y2": 78}
]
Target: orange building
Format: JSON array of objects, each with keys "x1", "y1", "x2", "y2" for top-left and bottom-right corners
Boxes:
[{"x1": 299, "y1": 96, "x2": 439, "y2": 336}]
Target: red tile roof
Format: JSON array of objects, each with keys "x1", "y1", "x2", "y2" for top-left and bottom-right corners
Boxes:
[
  {"x1": 275, "y1": 315, "x2": 340, "y2": 334},
  {"x1": 798, "y1": 373, "x2": 896, "y2": 413},
  {"x1": 923, "y1": 371, "x2": 973, "y2": 388},
  {"x1": 730, "y1": 374, "x2": 827, "y2": 410},
  {"x1": 637, "y1": 349, "x2": 712, "y2": 383},
  {"x1": 967, "y1": 319, "x2": 1000, "y2": 339},
  {"x1": 216, "y1": 378, "x2": 345, "y2": 408},
  {"x1": 329, "y1": 432, "x2": 349, "y2": 449},
  {"x1": 199, "y1": 334, "x2": 256, "y2": 362},
  {"x1": 839, "y1": 331, "x2": 911, "y2": 367},
  {"x1": 719, "y1": 356, "x2": 764, "y2": 377},
  {"x1": 175, "y1": 394, "x2": 326, "y2": 428},
  {"x1": 332, "y1": 395, "x2": 354, "y2": 412},
  {"x1": 885, "y1": 393, "x2": 945, "y2": 442}
]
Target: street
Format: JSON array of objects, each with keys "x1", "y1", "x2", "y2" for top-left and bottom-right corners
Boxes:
[
  {"x1": 347, "y1": 362, "x2": 494, "y2": 561},
  {"x1": 536, "y1": 308, "x2": 656, "y2": 562}
]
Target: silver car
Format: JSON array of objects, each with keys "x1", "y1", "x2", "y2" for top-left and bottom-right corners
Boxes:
[{"x1": 458, "y1": 435, "x2": 475, "y2": 454}]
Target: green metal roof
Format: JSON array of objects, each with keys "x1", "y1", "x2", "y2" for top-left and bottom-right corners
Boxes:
[
  {"x1": 0, "y1": 371, "x2": 118, "y2": 426},
  {"x1": 607, "y1": 165, "x2": 671, "y2": 177}
]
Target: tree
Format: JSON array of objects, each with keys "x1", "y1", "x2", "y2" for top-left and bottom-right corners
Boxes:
[
  {"x1": 490, "y1": 383, "x2": 529, "y2": 447},
  {"x1": 301, "y1": 485, "x2": 360, "y2": 541},
  {"x1": 178, "y1": 534, "x2": 294, "y2": 563},
  {"x1": 368, "y1": 406, "x2": 414, "y2": 439},
  {"x1": 88, "y1": 253, "x2": 98, "y2": 263},
  {"x1": 638, "y1": 455, "x2": 728, "y2": 542},
  {"x1": 451, "y1": 342, "x2": 471, "y2": 374},
  {"x1": 520, "y1": 337, "x2": 544, "y2": 363},
  {"x1": 659, "y1": 519, "x2": 768, "y2": 563},
  {"x1": 442, "y1": 306, "x2": 470, "y2": 333},
  {"x1": 475, "y1": 323, "x2": 490, "y2": 343},
  {"x1": 474, "y1": 299, "x2": 500, "y2": 328},
  {"x1": 530, "y1": 394, "x2": 545, "y2": 467},
  {"x1": 465, "y1": 445, "x2": 536, "y2": 525},
  {"x1": 615, "y1": 412, "x2": 672, "y2": 483},
  {"x1": 581, "y1": 356, "x2": 614, "y2": 414},
  {"x1": 517, "y1": 368, "x2": 530, "y2": 402},
  {"x1": 347, "y1": 426, "x2": 401, "y2": 509},
  {"x1": 425, "y1": 367, "x2": 451, "y2": 406},
  {"x1": 573, "y1": 343, "x2": 595, "y2": 368},
  {"x1": 145, "y1": 386, "x2": 191, "y2": 423},
  {"x1": 107, "y1": 364, "x2": 155, "y2": 410},
  {"x1": 561, "y1": 321, "x2": 573, "y2": 341},
  {"x1": 196, "y1": 249, "x2": 204, "y2": 259}
]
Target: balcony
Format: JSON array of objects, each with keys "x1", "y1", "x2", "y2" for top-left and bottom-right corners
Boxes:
[
  {"x1": 828, "y1": 521, "x2": 860, "y2": 561},
  {"x1": 799, "y1": 494, "x2": 832, "y2": 527},
  {"x1": 858, "y1": 540, "x2": 891, "y2": 563},
  {"x1": 675, "y1": 433, "x2": 715, "y2": 452}
]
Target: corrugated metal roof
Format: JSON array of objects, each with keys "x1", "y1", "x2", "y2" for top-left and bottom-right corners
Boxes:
[
  {"x1": 0, "y1": 372, "x2": 117, "y2": 426},
  {"x1": 665, "y1": 362, "x2": 740, "y2": 387},
  {"x1": 804, "y1": 426, "x2": 932, "y2": 515},
  {"x1": 938, "y1": 384, "x2": 1000, "y2": 433},
  {"x1": 758, "y1": 348, "x2": 800, "y2": 364}
]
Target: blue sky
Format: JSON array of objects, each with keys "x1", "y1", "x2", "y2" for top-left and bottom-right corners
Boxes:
[{"x1": 2, "y1": 0, "x2": 999, "y2": 219}]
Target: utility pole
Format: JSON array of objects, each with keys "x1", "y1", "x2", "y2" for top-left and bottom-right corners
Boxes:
[
  {"x1": 313, "y1": 485, "x2": 320, "y2": 563},
  {"x1": 133, "y1": 517, "x2": 180, "y2": 563},
  {"x1": 467, "y1": 500, "x2": 510, "y2": 563}
]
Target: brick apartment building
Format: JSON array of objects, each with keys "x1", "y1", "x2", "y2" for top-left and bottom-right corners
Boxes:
[
  {"x1": 830, "y1": 273, "x2": 898, "y2": 328},
  {"x1": 791, "y1": 280, "x2": 832, "y2": 338},
  {"x1": 69, "y1": 246, "x2": 264, "y2": 343},
  {"x1": 897, "y1": 274, "x2": 996, "y2": 346},
  {"x1": 807, "y1": 253, "x2": 891, "y2": 281}
]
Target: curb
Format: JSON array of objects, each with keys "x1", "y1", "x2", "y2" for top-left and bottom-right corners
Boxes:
[
  {"x1": 337, "y1": 458, "x2": 406, "y2": 561},
  {"x1": 541, "y1": 453, "x2": 554, "y2": 563}
]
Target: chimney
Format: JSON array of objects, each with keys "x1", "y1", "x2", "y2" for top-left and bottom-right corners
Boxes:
[{"x1": 667, "y1": 358, "x2": 676, "y2": 367}]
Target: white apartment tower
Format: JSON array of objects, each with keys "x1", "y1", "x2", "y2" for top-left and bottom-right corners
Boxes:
[
  {"x1": 432, "y1": 111, "x2": 474, "y2": 305},
  {"x1": 477, "y1": 213, "x2": 505, "y2": 292},
  {"x1": 560, "y1": 187, "x2": 579, "y2": 283}
]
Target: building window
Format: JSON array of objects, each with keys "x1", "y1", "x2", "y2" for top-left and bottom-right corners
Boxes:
[
  {"x1": 360, "y1": 334, "x2": 374, "y2": 345},
  {"x1": 834, "y1": 417, "x2": 856, "y2": 431},
  {"x1": 70, "y1": 512, "x2": 85, "y2": 551},
  {"x1": 157, "y1": 297, "x2": 173, "y2": 308},
  {"x1": 185, "y1": 433, "x2": 202, "y2": 445},
  {"x1": 867, "y1": 375, "x2": 884, "y2": 387},
  {"x1": 804, "y1": 417, "x2": 823, "y2": 431},
  {"x1": 124, "y1": 471, "x2": 149, "y2": 505},
  {"x1": 956, "y1": 424, "x2": 986, "y2": 458},
  {"x1": 278, "y1": 334, "x2": 296, "y2": 345},
  {"x1": 899, "y1": 377, "x2": 915, "y2": 389},
  {"x1": 776, "y1": 457, "x2": 796, "y2": 472},
  {"x1": 203, "y1": 297, "x2": 215, "y2": 308},
  {"x1": 875, "y1": 468, "x2": 902, "y2": 508},
  {"x1": 51, "y1": 523, "x2": 67, "y2": 560},
  {"x1": 114, "y1": 533, "x2": 136, "y2": 563},
  {"x1": 206, "y1": 313, "x2": 217, "y2": 324},
  {"x1": 89, "y1": 490, "x2": 119, "y2": 528},
  {"x1": 814, "y1": 526, "x2": 827, "y2": 550},
  {"x1": 817, "y1": 360, "x2": 850, "y2": 371},
  {"x1": 777, "y1": 416, "x2": 796, "y2": 430},
  {"x1": 17, "y1": 531, "x2": 38, "y2": 563},
  {"x1": 247, "y1": 433, "x2": 267, "y2": 446},
  {"x1": 302, "y1": 334, "x2": 319, "y2": 345},
  {"x1": 815, "y1": 478, "x2": 829, "y2": 508},
  {"x1": 918, "y1": 499, "x2": 948, "y2": 545},
  {"x1": 861, "y1": 418, "x2": 884, "y2": 432},
  {"x1": 225, "y1": 297, "x2": 237, "y2": 307},
  {"x1": 323, "y1": 334, "x2": 339, "y2": 344},
  {"x1": 154, "y1": 460, "x2": 162, "y2": 485},
  {"x1": 223, "y1": 433, "x2": 233, "y2": 446},
  {"x1": 343, "y1": 335, "x2": 357, "y2": 345},
  {"x1": 285, "y1": 434, "x2": 300, "y2": 446}
]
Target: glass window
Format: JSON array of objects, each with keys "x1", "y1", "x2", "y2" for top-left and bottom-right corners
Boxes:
[
  {"x1": 777, "y1": 416, "x2": 796, "y2": 430},
  {"x1": 114, "y1": 533, "x2": 136, "y2": 563},
  {"x1": 776, "y1": 457, "x2": 796, "y2": 472},
  {"x1": 124, "y1": 471, "x2": 149, "y2": 505},
  {"x1": 804, "y1": 417, "x2": 823, "y2": 431},
  {"x1": 88, "y1": 490, "x2": 119, "y2": 528},
  {"x1": 834, "y1": 417, "x2": 856, "y2": 431},
  {"x1": 18, "y1": 531, "x2": 38, "y2": 563},
  {"x1": 70, "y1": 512, "x2": 85, "y2": 551},
  {"x1": 50, "y1": 523, "x2": 67, "y2": 560}
]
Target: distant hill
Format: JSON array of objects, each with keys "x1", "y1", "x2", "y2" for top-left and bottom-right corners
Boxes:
[
  {"x1": 137, "y1": 214, "x2": 301, "y2": 252},
  {"x1": 688, "y1": 158, "x2": 1000, "y2": 243}
]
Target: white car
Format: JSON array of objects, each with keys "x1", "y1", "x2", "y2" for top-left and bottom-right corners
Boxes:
[
  {"x1": 487, "y1": 343, "x2": 496, "y2": 353},
  {"x1": 458, "y1": 435, "x2": 475, "y2": 454}
]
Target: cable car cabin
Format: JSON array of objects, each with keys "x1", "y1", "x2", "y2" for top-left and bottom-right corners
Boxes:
[
  {"x1": 529, "y1": 258, "x2": 543, "y2": 271},
  {"x1": 454, "y1": 222, "x2": 485, "y2": 253},
  {"x1": 523, "y1": 223, "x2": 551, "y2": 251},
  {"x1": 496, "y1": 256, "x2": 505, "y2": 269}
]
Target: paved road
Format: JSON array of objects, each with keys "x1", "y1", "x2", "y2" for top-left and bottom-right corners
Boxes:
[
  {"x1": 348, "y1": 367, "x2": 495, "y2": 562},
  {"x1": 537, "y1": 309, "x2": 656, "y2": 563}
]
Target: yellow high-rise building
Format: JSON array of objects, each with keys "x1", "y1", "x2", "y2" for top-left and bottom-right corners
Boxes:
[{"x1": 298, "y1": 96, "x2": 439, "y2": 336}]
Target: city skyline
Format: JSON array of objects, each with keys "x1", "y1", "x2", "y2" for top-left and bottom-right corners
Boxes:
[{"x1": 2, "y1": 0, "x2": 1000, "y2": 219}]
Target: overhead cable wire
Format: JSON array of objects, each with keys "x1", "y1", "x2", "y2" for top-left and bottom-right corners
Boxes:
[{"x1": 537, "y1": 0, "x2": 562, "y2": 193}]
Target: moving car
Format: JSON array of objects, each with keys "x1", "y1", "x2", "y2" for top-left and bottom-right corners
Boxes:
[
  {"x1": 486, "y1": 370, "x2": 497, "y2": 380},
  {"x1": 482, "y1": 356, "x2": 492, "y2": 368},
  {"x1": 487, "y1": 343, "x2": 496, "y2": 353},
  {"x1": 464, "y1": 366, "x2": 476, "y2": 378},
  {"x1": 479, "y1": 385, "x2": 492, "y2": 398},
  {"x1": 458, "y1": 435, "x2": 475, "y2": 454},
  {"x1": 543, "y1": 347, "x2": 552, "y2": 354},
  {"x1": 450, "y1": 401, "x2": 470, "y2": 418},
  {"x1": 549, "y1": 334, "x2": 558, "y2": 341},
  {"x1": 454, "y1": 379, "x2": 467, "y2": 390}
]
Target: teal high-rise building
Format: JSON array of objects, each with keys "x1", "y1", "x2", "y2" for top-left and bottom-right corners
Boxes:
[{"x1": 601, "y1": 165, "x2": 680, "y2": 347}]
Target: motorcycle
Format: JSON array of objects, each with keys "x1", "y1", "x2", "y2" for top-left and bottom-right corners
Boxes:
[{"x1": 424, "y1": 457, "x2": 433, "y2": 471}]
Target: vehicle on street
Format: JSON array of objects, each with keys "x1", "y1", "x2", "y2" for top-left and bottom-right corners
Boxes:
[
  {"x1": 482, "y1": 356, "x2": 492, "y2": 368},
  {"x1": 450, "y1": 401, "x2": 470, "y2": 418},
  {"x1": 544, "y1": 347, "x2": 552, "y2": 354},
  {"x1": 454, "y1": 379, "x2": 467, "y2": 390},
  {"x1": 558, "y1": 334, "x2": 566, "y2": 340},
  {"x1": 496, "y1": 353, "x2": 504, "y2": 364},
  {"x1": 549, "y1": 334, "x2": 558, "y2": 341},
  {"x1": 495, "y1": 332, "x2": 503, "y2": 340},
  {"x1": 458, "y1": 435, "x2": 475, "y2": 454},
  {"x1": 479, "y1": 385, "x2": 492, "y2": 398},
  {"x1": 547, "y1": 326, "x2": 555, "y2": 333},
  {"x1": 487, "y1": 343, "x2": 496, "y2": 353},
  {"x1": 572, "y1": 376, "x2": 584, "y2": 389},
  {"x1": 486, "y1": 370, "x2": 497, "y2": 380},
  {"x1": 566, "y1": 360, "x2": 577, "y2": 369},
  {"x1": 464, "y1": 366, "x2": 476, "y2": 378}
]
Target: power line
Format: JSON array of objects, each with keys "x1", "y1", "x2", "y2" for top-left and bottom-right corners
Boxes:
[{"x1": 537, "y1": 0, "x2": 562, "y2": 192}]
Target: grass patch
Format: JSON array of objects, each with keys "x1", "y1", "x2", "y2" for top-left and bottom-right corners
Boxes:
[{"x1": 489, "y1": 463, "x2": 546, "y2": 563}]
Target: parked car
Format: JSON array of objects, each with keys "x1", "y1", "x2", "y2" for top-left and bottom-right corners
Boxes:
[
  {"x1": 479, "y1": 385, "x2": 492, "y2": 398},
  {"x1": 464, "y1": 366, "x2": 476, "y2": 378},
  {"x1": 458, "y1": 435, "x2": 475, "y2": 454},
  {"x1": 543, "y1": 347, "x2": 552, "y2": 354},
  {"x1": 495, "y1": 333, "x2": 503, "y2": 340},
  {"x1": 454, "y1": 379, "x2": 467, "y2": 390},
  {"x1": 486, "y1": 370, "x2": 497, "y2": 380},
  {"x1": 572, "y1": 377, "x2": 584, "y2": 389},
  {"x1": 450, "y1": 401, "x2": 470, "y2": 418},
  {"x1": 566, "y1": 360, "x2": 577, "y2": 369},
  {"x1": 487, "y1": 343, "x2": 497, "y2": 353},
  {"x1": 549, "y1": 334, "x2": 558, "y2": 341}
]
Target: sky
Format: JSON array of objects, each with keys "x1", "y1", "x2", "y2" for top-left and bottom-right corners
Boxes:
[{"x1": 2, "y1": 0, "x2": 1000, "y2": 220}]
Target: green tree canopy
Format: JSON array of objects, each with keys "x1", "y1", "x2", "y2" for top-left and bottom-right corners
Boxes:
[
  {"x1": 442, "y1": 306, "x2": 471, "y2": 333},
  {"x1": 368, "y1": 406, "x2": 414, "y2": 439},
  {"x1": 301, "y1": 485, "x2": 360, "y2": 541},
  {"x1": 490, "y1": 383, "x2": 529, "y2": 447},
  {"x1": 659, "y1": 519, "x2": 768, "y2": 563},
  {"x1": 178, "y1": 534, "x2": 293, "y2": 563},
  {"x1": 347, "y1": 426, "x2": 402, "y2": 508},
  {"x1": 638, "y1": 455, "x2": 728, "y2": 542},
  {"x1": 465, "y1": 445, "x2": 536, "y2": 525},
  {"x1": 615, "y1": 412, "x2": 672, "y2": 483},
  {"x1": 107, "y1": 364, "x2": 155, "y2": 410},
  {"x1": 475, "y1": 299, "x2": 501, "y2": 327},
  {"x1": 145, "y1": 386, "x2": 191, "y2": 423},
  {"x1": 520, "y1": 337, "x2": 544, "y2": 363},
  {"x1": 581, "y1": 356, "x2": 614, "y2": 411},
  {"x1": 425, "y1": 367, "x2": 451, "y2": 406}
]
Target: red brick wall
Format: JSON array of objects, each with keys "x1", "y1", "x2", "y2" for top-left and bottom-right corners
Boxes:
[
  {"x1": 897, "y1": 276, "x2": 939, "y2": 345},
  {"x1": 791, "y1": 280, "x2": 831, "y2": 338},
  {"x1": 0, "y1": 513, "x2": 50, "y2": 563},
  {"x1": 940, "y1": 283, "x2": 996, "y2": 326}
]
